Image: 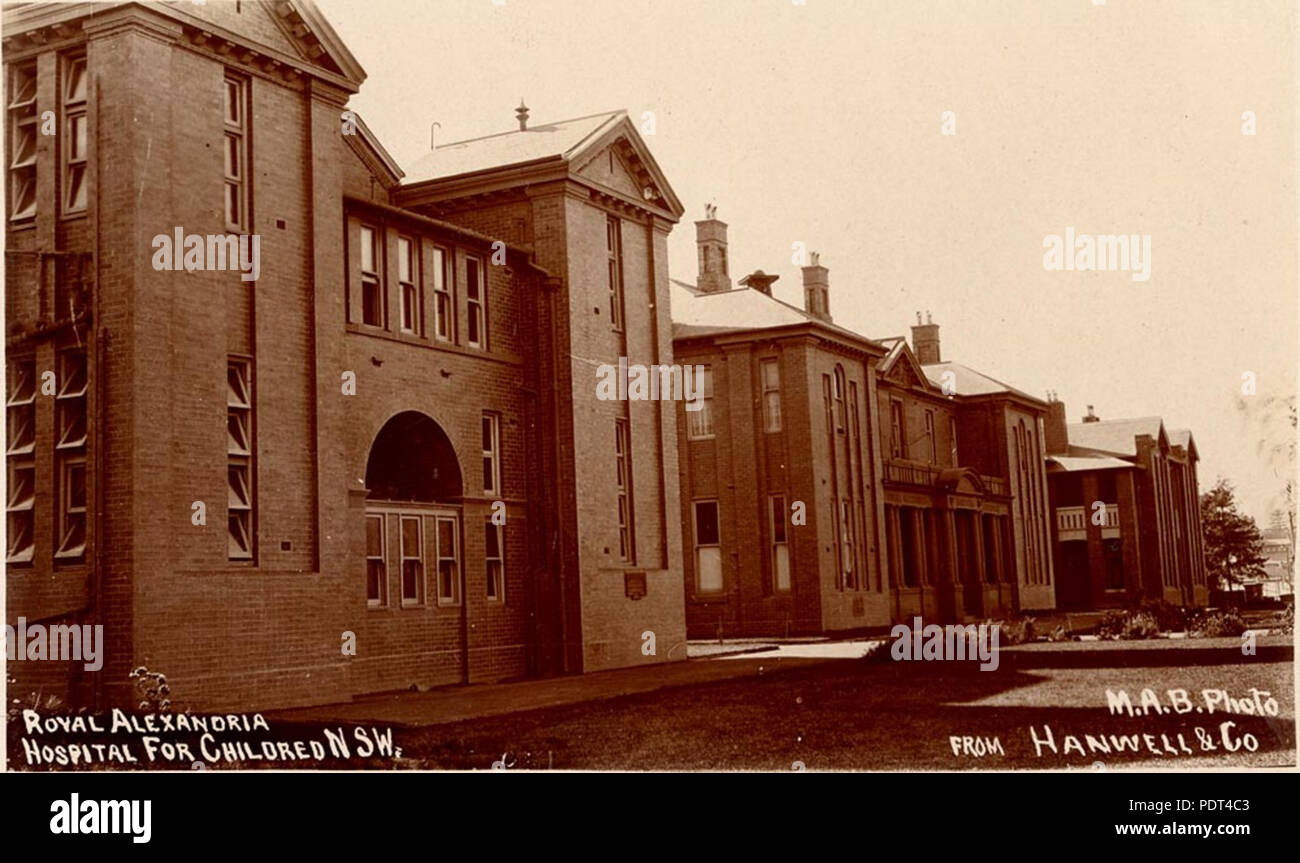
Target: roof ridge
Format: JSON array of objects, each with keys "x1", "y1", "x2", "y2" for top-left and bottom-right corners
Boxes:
[{"x1": 428, "y1": 109, "x2": 626, "y2": 151}]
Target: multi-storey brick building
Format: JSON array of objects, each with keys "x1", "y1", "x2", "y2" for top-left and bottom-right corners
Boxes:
[
  {"x1": 671, "y1": 214, "x2": 1055, "y2": 638},
  {"x1": 1044, "y1": 401, "x2": 1209, "y2": 610},
  {"x1": 4, "y1": 0, "x2": 685, "y2": 711}
]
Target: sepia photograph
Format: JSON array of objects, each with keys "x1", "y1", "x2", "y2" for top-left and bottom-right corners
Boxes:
[{"x1": 1, "y1": 0, "x2": 1296, "y2": 826}]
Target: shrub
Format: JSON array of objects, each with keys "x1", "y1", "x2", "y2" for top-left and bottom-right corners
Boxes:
[
  {"x1": 1047, "y1": 624, "x2": 1073, "y2": 642},
  {"x1": 1189, "y1": 608, "x2": 1247, "y2": 638},
  {"x1": 1096, "y1": 609, "x2": 1160, "y2": 640},
  {"x1": 1139, "y1": 600, "x2": 1187, "y2": 632},
  {"x1": 987, "y1": 617, "x2": 1036, "y2": 646},
  {"x1": 129, "y1": 666, "x2": 171, "y2": 713}
]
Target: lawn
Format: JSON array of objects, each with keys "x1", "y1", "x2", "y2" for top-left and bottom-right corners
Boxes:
[{"x1": 380, "y1": 635, "x2": 1294, "y2": 771}]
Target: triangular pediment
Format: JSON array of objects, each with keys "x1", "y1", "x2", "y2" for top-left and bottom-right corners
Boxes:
[
  {"x1": 570, "y1": 117, "x2": 683, "y2": 218},
  {"x1": 184, "y1": 0, "x2": 308, "y2": 62},
  {"x1": 881, "y1": 342, "x2": 931, "y2": 392}
]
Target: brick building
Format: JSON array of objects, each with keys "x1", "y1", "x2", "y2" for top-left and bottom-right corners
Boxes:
[
  {"x1": 1043, "y1": 402, "x2": 1209, "y2": 610},
  {"x1": 4, "y1": 0, "x2": 685, "y2": 711},
  {"x1": 671, "y1": 214, "x2": 1055, "y2": 638}
]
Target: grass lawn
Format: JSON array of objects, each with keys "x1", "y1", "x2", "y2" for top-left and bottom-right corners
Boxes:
[{"x1": 376, "y1": 635, "x2": 1294, "y2": 771}]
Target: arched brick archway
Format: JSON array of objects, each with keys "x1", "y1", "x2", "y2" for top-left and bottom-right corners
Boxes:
[{"x1": 365, "y1": 410, "x2": 463, "y2": 503}]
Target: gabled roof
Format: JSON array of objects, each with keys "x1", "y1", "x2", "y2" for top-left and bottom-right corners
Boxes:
[
  {"x1": 878, "y1": 338, "x2": 934, "y2": 392},
  {"x1": 670, "y1": 280, "x2": 880, "y2": 349},
  {"x1": 344, "y1": 111, "x2": 404, "y2": 187},
  {"x1": 401, "y1": 110, "x2": 684, "y2": 218},
  {"x1": 1066, "y1": 416, "x2": 1165, "y2": 457},
  {"x1": 1047, "y1": 455, "x2": 1135, "y2": 473},
  {"x1": 2, "y1": 1, "x2": 366, "y2": 90},
  {"x1": 405, "y1": 110, "x2": 625, "y2": 184},
  {"x1": 921, "y1": 361, "x2": 1042, "y2": 403}
]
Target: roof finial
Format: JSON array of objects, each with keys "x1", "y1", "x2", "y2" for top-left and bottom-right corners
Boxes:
[{"x1": 516, "y1": 99, "x2": 529, "y2": 131}]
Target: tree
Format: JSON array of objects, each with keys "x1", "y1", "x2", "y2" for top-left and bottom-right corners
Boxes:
[{"x1": 1200, "y1": 478, "x2": 1268, "y2": 588}]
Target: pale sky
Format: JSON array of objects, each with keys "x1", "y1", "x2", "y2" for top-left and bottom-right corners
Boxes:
[{"x1": 320, "y1": 0, "x2": 1298, "y2": 525}]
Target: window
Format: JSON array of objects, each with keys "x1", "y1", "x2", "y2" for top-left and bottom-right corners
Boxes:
[
  {"x1": 481, "y1": 413, "x2": 500, "y2": 495},
  {"x1": 436, "y1": 516, "x2": 460, "y2": 605},
  {"x1": 6, "y1": 357, "x2": 36, "y2": 564},
  {"x1": 693, "y1": 500, "x2": 722, "y2": 593},
  {"x1": 889, "y1": 400, "x2": 905, "y2": 458},
  {"x1": 949, "y1": 416, "x2": 959, "y2": 465},
  {"x1": 466, "y1": 257, "x2": 485, "y2": 348},
  {"x1": 55, "y1": 350, "x2": 88, "y2": 560},
  {"x1": 615, "y1": 419, "x2": 634, "y2": 562},
  {"x1": 62, "y1": 55, "x2": 87, "y2": 214},
  {"x1": 832, "y1": 367, "x2": 846, "y2": 432},
  {"x1": 365, "y1": 514, "x2": 387, "y2": 607},
  {"x1": 227, "y1": 358, "x2": 254, "y2": 560},
  {"x1": 607, "y1": 216, "x2": 624, "y2": 330},
  {"x1": 924, "y1": 410, "x2": 936, "y2": 464},
  {"x1": 431, "y1": 246, "x2": 451, "y2": 341},
  {"x1": 399, "y1": 516, "x2": 423, "y2": 605},
  {"x1": 7, "y1": 61, "x2": 37, "y2": 221},
  {"x1": 770, "y1": 495, "x2": 790, "y2": 592},
  {"x1": 839, "y1": 499, "x2": 855, "y2": 588},
  {"x1": 686, "y1": 365, "x2": 714, "y2": 439},
  {"x1": 485, "y1": 520, "x2": 504, "y2": 601},
  {"x1": 223, "y1": 73, "x2": 248, "y2": 231},
  {"x1": 359, "y1": 225, "x2": 383, "y2": 327},
  {"x1": 761, "y1": 359, "x2": 781, "y2": 432},
  {"x1": 398, "y1": 236, "x2": 421, "y2": 335}
]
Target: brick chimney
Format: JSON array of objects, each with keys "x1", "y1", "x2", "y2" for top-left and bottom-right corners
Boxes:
[
  {"x1": 802, "y1": 252, "x2": 831, "y2": 321},
  {"x1": 1044, "y1": 391, "x2": 1069, "y2": 455},
  {"x1": 695, "y1": 204, "x2": 730, "y2": 293},
  {"x1": 911, "y1": 311, "x2": 940, "y2": 365},
  {"x1": 739, "y1": 269, "x2": 779, "y2": 296},
  {"x1": 1082, "y1": 405, "x2": 1101, "y2": 423}
]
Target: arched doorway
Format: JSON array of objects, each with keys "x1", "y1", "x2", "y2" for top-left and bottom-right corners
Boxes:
[{"x1": 362, "y1": 412, "x2": 464, "y2": 610}]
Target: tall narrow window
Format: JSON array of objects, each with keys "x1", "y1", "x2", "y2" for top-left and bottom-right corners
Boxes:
[
  {"x1": 839, "y1": 499, "x2": 855, "y2": 588},
  {"x1": 7, "y1": 61, "x2": 37, "y2": 221},
  {"x1": 227, "y1": 357, "x2": 254, "y2": 560},
  {"x1": 359, "y1": 224, "x2": 383, "y2": 327},
  {"x1": 889, "y1": 400, "x2": 905, "y2": 458},
  {"x1": 5, "y1": 357, "x2": 36, "y2": 564},
  {"x1": 770, "y1": 494, "x2": 790, "y2": 592},
  {"x1": 399, "y1": 515, "x2": 423, "y2": 605},
  {"x1": 615, "y1": 419, "x2": 634, "y2": 562},
  {"x1": 607, "y1": 216, "x2": 624, "y2": 330},
  {"x1": 54, "y1": 350, "x2": 88, "y2": 560},
  {"x1": 436, "y1": 516, "x2": 460, "y2": 605},
  {"x1": 832, "y1": 367, "x2": 846, "y2": 432},
  {"x1": 485, "y1": 520, "x2": 504, "y2": 601},
  {"x1": 761, "y1": 359, "x2": 781, "y2": 432},
  {"x1": 686, "y1": 365, "x2": 714, "y2": 439},
  {"x1": 62, "y1": 55, "x2": 87, "y2": 214},
  {"x1": 693, "y1": 500, "x2": 722, "y2": 593},
  {"x1": 398, "y1": 236, "x2": 421, "y2": 335},
  {"x1": 432, "y1": 246, "x2": 451, "y2": 341},
  {"x1": 466, "y1": 257, "x2": 485, "y2": 348},
  {"x1": 481, "y1": 412, "x2": 500, "y2": 495},
  {"x1": 223, "y1": 73, "x2": 248, "y2": 231},
  {"x1": 924, "y1": 410, "x2": 936, "y2": 465},
  {"x1": 949, "y1": 416, "x2": 959, "y2": 465},
  {"x1": 365, "y1": 514, "x2": 387, "y2": 607}
]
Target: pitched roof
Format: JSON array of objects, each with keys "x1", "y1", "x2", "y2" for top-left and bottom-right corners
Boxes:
[
  {"x1": 921, "y1": 361, "x2": 1041, "y2": 402},
  {"x1": 670, "y1": 280, "x2": 876, "y2": 345},
  {"x1": 1065, "y1": 416, "x2": 1164, "y2": 457},
  {"x1": 404, "y1": 110, "x2": 626, "y2": 184},
  {"x1": 1047, "y1": 455, "x2": 1135, "y2": 473}
]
